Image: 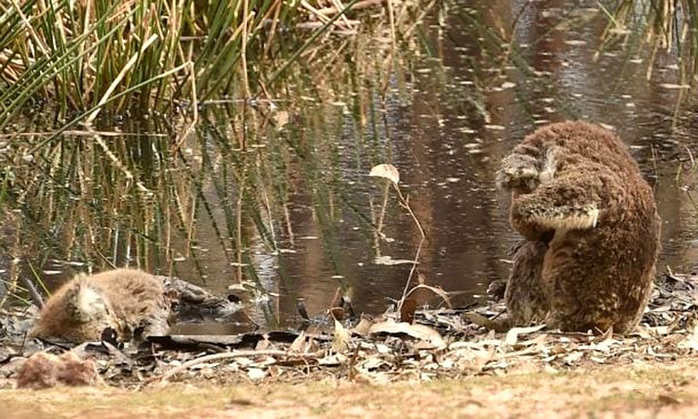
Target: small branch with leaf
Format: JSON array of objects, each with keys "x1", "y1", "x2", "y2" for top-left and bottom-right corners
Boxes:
[{"x1": 368, "y1": 163, "x2": 426, "y2": 315}]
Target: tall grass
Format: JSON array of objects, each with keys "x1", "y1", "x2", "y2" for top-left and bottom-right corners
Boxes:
[
  {"x1": 0, "y1": 0, "x2": 384, "y2": 130},
  {"x1": 598, "y1": 0, "x2": 698, "y2": 82},
  {"x1": 0, "y1": 0, "x2": 434, "y2": 319}
]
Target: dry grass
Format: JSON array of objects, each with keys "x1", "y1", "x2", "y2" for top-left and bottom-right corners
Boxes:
[{"x1": 2, "y1": 359, "x2": 698, "y2": 418}]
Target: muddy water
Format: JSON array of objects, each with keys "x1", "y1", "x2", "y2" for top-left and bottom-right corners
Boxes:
[
  {"x1": 265, "y1": 1, "x2": 698, "y2": 322},
  {"x1": 11, "y1": 1, "x2": 698, "y2": 332}
]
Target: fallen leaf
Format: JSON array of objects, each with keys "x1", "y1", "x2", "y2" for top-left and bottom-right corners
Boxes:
[
  {"x1": 369, "y1": 164, "x2": 400, "y2": 185},
  {"x1": 374, "y1": 255, "x2": 417, "y2": 265},
  {"x1": 505, "y1": 325, "x2": 546, "y2": 346},
  {"x1": 352, "y1": 317, "x2": 373, "y2": 337},
  {"x1": 564, "y1": 351, "x2": 584, "y2": 365},
  {"x1": 660, "y1": 83, "x2": 690, "y2": 90},
  {"x1": 400, "y1": 297, "x2": 417, "y2": 323},
  {"x1": 678, "y1": 326, "x2": 698, "y2": 350},
  {"x1": 369, "y1": 320, "x2": 446, "y2": 349},
  {"x1": 405, "y1": 284, "x2": 453, "y2": 309},
  {"x1": 273, "y1": 110, "x2": 290, "y2": 129},
  {"x1": 247, "y1": 368, "x2": 266, "y2": 381},
  {"x1": 332, "y1": 318, "x2": 351, "y2": 353},
  {"x1": 318, "y1": 353, "x2": 347, "y2": 366},
  {"x1": 447, "y1": 347, "x2": 494, "y2": 373},
  {"x1": 657, "y1": 394, "x2": 681, "y2": 405},
  {"x1": 290, "y1": 331, "x2": 307, "y2": 352}
]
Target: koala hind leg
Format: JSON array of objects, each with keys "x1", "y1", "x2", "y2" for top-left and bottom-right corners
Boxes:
[{"x1": 505, "y1": 240, "x2": 550, "y2": 326}]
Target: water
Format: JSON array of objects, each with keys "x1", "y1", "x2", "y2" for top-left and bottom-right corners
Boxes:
[{"x1": 4, "y1": 1, "x2": 698, "y2": 332}]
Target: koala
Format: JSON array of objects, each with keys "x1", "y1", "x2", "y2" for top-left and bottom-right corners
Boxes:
[
  {"x1": 29, "y1": 269, "x2": 171, "y2": 343},
  {"x1": 496, "y1": 121, "x2": 661, "y2": 334}
]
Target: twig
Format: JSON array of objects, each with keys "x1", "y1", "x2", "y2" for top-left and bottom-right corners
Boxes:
[
  {"x1": 0, "y1": 131, "x2": 168, "y2": 138},
  {"x1": 152, "y1": 349, "x2": 319, "y2": 384},
  {"x1": 394, "y1": 184, "x2": 425, "y2": 313},
  {"x1": 315, "y1": 0, "x2": 383, "y2": 15}
]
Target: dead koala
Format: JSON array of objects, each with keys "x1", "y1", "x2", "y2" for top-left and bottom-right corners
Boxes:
[{"x1": 29, "y1": 269, "x2": 171, "y2": 344}]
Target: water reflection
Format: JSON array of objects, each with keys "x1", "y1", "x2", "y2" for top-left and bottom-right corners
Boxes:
[{"x1": 4, "y1": 0, "x2": 698, "y2": 333}]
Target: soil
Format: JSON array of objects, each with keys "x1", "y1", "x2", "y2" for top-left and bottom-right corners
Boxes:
[
  {"x1": 2, "y1": 359, "x2": 698, "y2": 418},
  {"x1": 3, "y1": 272, "x2": 698, "y2": 418}
]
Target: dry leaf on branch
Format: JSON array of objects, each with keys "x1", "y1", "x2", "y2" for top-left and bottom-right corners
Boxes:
[{"x1": 369, "y1": 164, "x2": 400, "y2": 185}]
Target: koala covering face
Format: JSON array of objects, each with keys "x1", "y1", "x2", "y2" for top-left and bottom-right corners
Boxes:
[{"x1": 496, "y1": 121, "x2": 661, "y2": 334}]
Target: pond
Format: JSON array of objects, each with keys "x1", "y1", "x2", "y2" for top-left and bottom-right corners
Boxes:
[{"x1": 2, "y1": 0, "x2": 698, "y2": 333}]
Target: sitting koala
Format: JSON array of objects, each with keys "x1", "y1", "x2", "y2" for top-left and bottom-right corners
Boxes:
[{"x1": 496, "y1": 121, "x2": 661, "y2": 334}]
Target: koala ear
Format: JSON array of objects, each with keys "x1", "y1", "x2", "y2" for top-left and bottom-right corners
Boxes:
[
  {"x1": 495, "y1": 168, "x2": 509, "y2": 191},
  {"x1": 538, "y1": 148, "x2": 559, "y2": 184},
  {"x1": 68, "y1": 284, "x2": 111, "y2": 322}
]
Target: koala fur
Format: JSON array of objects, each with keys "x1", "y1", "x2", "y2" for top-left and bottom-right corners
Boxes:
[
  {"x1": 497, "y1": 121, "x2": 661, "y2": 334},
  {"x1": 30, "y1": 269, "x2": 170, "y2": 343}
]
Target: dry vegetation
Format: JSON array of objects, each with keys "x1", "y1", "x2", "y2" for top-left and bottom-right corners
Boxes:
[
  {"x1": 2, "y1": 360, "x2": 698, "y2": 418},
  {"x1": 2, "y1": 271, "x2": 698, "y2": 417}
]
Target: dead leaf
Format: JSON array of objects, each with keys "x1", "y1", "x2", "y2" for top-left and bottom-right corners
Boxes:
[
  {"x1": 564, "y1": 351, "x2": 584, "y2": 365},
  {"x1": 679, "y1": 326, "x2": 698, "y2": 350},
  {"x1": 369, "y1": 164, "x2": 400, "y2": 185},
  {"x1": 247, "y1": 368, "x2": 267, "y2": 381},
  {"x1": 505, "y1": 325, "x2": 546, "y2": 346},
  {"x1": 330, "y1": 307, "x2": 345, "y2": 321},
  {"x1": 411, "y1": 324, "x2": 447, "y2": 349},
  {"x1": 273, "y1": 110, "x2": 290, "y2": 129},
  {"x1": 374, "y1": 255, "x2": 417, "y2": 265},
  {"x1": 330, "y1": 288, "x2": 343, "y2": 311},
  {"x1": 657, "y1": 394, "x2": 681, "y2": 405},
  {"x1": 360, "y1": 356, "x2": 389, "y2": 371},
  {"x1": 255, "y1": 338, "x2": 270, "y2": 351},
  {"x1": 318, "y1": 353, "x2": 347, "y2": 366},
  {"x1": 549, "y1": 345, "x2": 567, "y2": 355},
  {"x1": 400, "y1": 297, "x2": 417, "y2": 323},
  {"x1": 405, "y1": 284, "x2": 453, "y2": 309},
  {"x1": 290, "y1": 331, "x2": 307, "y2": 352},
  {"x1": 332, "y1": 318, "x2": 351, "y2": 353},
  {"x1": 464, "y1": 312, "x2": 510, "y2": 333}
]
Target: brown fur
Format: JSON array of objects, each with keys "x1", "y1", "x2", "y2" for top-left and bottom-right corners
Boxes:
[
  {"x1": 16, "y1": 352, "x2": 99, "y2": 389},
  {"x1": 30, "y1": 269, "x2": 170, "y2": 343},
  {"x1": 496, "y1": 121, "x2": 661, "y2": 334}
]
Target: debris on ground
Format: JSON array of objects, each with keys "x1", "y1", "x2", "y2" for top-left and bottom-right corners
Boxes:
[{"x1": 1, "y1": 273, "x2": 697, "y2": 389}]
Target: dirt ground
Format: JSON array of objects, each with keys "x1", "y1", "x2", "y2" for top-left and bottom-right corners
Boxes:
[
  {"x1": 4, "y1": 272, "x2": 698, "y2": 418},
  {"x1": 3, "y1": 358, "x2": 698, "y2": 419}
]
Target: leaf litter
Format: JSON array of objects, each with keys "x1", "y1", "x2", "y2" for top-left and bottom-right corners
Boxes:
[{"x1": 2, "y1": 272, "x2": 698, "y2": 389}]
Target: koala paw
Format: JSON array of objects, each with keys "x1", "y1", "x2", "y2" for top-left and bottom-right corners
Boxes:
[
  {"x1": 496, "y1": 154, "x2": 541, "y2": 193},
  {"x1": 521, "y1": 203, "x2": 600, "y2": 231}
]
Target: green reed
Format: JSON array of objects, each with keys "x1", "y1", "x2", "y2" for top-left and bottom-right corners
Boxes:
[
  {"x1": 0, "y1": 0, "x2": 373, "y2": 130},
  {"x1": 598, "y1": 0, "x2": 698, "y2": 82},
  {"x1": 0, "y1": 0, "x2": 447, "y2": 323}
]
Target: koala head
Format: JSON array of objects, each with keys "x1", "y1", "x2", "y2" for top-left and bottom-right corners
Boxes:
[
  {"x1": 496, "y1": 149, "x2": 558, "y2": 196},
  {"x1": 496, "y1": 153, "x2": 541, "y2": 194}
]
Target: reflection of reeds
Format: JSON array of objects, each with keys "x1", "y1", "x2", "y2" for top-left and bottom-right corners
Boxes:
[
  {"x1": 0, "y1": 1, "x2": 433, "y2": 317},
  {"x1": 0, "y1": 0, "x2": 389, "y2": 129},
  {"x1": 599, "y1": 1, "x2": 698, "y2": 81},
  {"x1": 4, "y1": 133, "x2": 185, "y2": 269}
]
